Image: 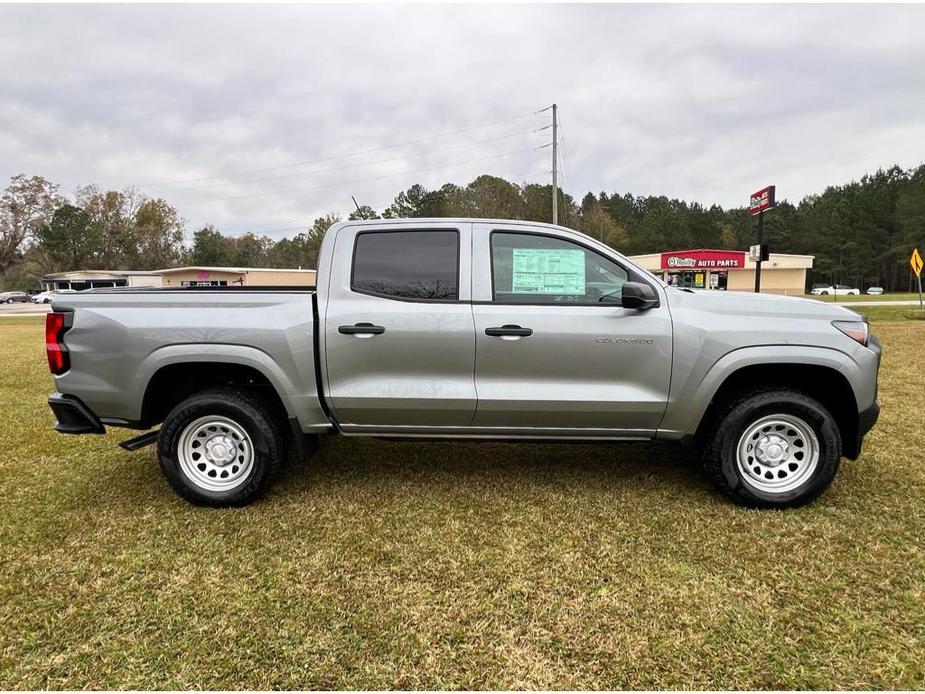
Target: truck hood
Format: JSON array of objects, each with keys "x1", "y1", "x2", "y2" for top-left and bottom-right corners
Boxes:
[{"x1": 666, "y1": 288, "x2": 863, "y2": 321}]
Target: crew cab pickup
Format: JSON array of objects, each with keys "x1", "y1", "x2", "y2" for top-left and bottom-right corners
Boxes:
[{"x1": 46, "y1": 219, "x2": 881, "y2": 508}]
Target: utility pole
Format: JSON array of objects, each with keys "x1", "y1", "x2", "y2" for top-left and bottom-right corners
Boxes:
[
  {"x1": 754, "y1": 211, "x2": 764, "y2": 293},
  {"x1": 551, "y1": 103, "x2": 558, "y2": 226}
]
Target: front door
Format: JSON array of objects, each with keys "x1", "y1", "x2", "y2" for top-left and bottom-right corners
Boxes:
[
  {"x1": 323, "y1": 224, "x2": 476, "y2": 430},
  {"x1": 471, "y1": 225, "x2": 672, "y2": 435}
]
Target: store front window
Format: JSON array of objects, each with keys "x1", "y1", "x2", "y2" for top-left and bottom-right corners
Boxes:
[{"x1": 667, "y1": 271, "x2": 707, "y2": 289}]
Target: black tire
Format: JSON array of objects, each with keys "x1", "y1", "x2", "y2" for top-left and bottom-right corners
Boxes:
[
  {"x1": 156, "y1": 387, "x2": 286, "y2": 507},
  {"x1": 702, "y1": 388, "x2": 841, "y2": 508}
]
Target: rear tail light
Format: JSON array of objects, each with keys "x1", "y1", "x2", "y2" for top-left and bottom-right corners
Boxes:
[{"x1": 45, "y1": 311, "x2": 71, "y2": 375}]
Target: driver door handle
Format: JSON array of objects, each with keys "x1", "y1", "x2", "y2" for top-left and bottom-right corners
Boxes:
[
  {"x1": 338, "y1": 322, "x2": 386, "y2": 336},
  {"x1": 485, "y1": 325, "x2": 533, "y2": 337}
]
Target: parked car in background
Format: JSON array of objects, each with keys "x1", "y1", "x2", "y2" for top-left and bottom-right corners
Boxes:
[
  {"x1": 866, "y1": 287, "x2": 884, "y2": 295},
  {"x1": 0, "y1": 291, "x2": 30, "y2": 304},
  {"x1": 32, "y1": 289, "x2": 77, "y2": 303},
  {"x1": 811, "y1": 284, "x2": 861, "y2": 296}
]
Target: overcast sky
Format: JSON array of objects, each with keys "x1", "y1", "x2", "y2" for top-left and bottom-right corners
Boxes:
[{"x1": 2, "y1": 3, "x2": 924, "y2": 239}]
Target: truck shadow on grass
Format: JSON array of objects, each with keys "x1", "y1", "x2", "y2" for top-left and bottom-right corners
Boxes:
[
  {"x1": 272, "y1": 437, "x2": 714, "y2": 503},
  {"x1": 90, "y1": 435, "x2": 715, "y2": 509}
]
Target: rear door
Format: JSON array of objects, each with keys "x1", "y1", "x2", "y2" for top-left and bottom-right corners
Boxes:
[
  {"x1": 470, "y1": 223, "x2": 672, "y2": 435},
  {"x1": 322, "y1": 222, "x2": 476, "y2": 431}
]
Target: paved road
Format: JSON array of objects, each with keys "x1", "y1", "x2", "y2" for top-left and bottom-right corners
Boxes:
[{"x1": 0, "y1": 303, "x2": 52, "y2": 317}]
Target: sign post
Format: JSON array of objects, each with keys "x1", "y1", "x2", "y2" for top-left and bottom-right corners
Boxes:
[
  {"x1": 749, "y1": 185, "x2": 776, "y2": 293},
  {"x1": 911, "y1": 248, "x2": 924, "y2": 309}
]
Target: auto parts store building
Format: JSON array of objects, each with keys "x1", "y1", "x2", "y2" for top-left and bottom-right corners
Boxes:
[{"x1": 628, "y1": 249, "x2": 814, "y2": 295}]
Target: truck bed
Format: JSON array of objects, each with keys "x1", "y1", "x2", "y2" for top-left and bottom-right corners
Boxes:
[{"x1": 51, "y1": 287, "x2": 330, "y2": 434}]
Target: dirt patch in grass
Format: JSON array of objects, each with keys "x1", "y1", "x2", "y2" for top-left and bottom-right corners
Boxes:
[{"x1": 1, "y1": 318, "x2": 923, "y2": 688}]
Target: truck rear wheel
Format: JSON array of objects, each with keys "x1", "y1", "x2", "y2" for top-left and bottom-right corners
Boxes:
[
  {"x1": 702, "y1": 388, "x2": 841, "y2": 508},
  {"x1": 157, "y1": 387, "x2": 285, "y2": 507}
]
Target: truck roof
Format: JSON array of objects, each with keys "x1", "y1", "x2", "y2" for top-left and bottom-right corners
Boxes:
[{"x1": 333, "y1": 218, "x2": 577, "y2": 232}]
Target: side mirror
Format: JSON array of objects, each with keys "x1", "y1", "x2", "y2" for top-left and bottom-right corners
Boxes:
[{"x1": 621, "y1": 281, "x2": 659, "y2": 310}]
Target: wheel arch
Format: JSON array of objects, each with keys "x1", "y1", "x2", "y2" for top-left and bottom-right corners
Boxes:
[
  {"x1": 694, "y1": 361, "x2": 860, "y2": 458},
  {"x1": 140, "y1": 362, "x2": 291, "y2": 431},
  {"x1": 135, "y1": 345, "x2": 298, "y2": 429}
]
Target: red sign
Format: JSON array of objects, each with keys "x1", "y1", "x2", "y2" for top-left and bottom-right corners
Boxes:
[
  {"x1": 660, "y1": 249, "x2": 746, "y2": 270},
  {"x1": 196, "y1": 270, "x2": 209, "y2": 281},
  {"x1": 749, "y1": 185, "x2": 776, "y2": 215}
]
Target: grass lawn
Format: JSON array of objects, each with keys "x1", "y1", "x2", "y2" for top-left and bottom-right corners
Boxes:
[
  {"x1": 1, "y1": 316, "x2": 923, "y2": 689},
  {"x1": 829, "y1": 305, "x2": 925, "y2": 323}
]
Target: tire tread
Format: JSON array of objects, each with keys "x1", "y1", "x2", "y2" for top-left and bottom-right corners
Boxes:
[
  {"x1": 702, "y1": 387, "x2": 841, "y2": 508},
  {"x1": 156, "y1": 387, "x2": 285, "y2": 507}
]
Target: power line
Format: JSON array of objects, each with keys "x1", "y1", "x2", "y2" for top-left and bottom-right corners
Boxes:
[
  {"x1": 155, "y1": 126, "x2": 547, "y2": 194},
  {"x1": 210, "y1": 167, "x2": 561, "y2": 235},
  {"x1": 227, "y1": 224, "x2": 312, "y2": 236},
  {"x1": 552, "y1": 103, "x2": 558, "y2": 225},
  {"x1": 140, "y1": 109, "x2": 546, "y2": 188},
  {"x1": 556, "y1": 112, "x2": 570, "y2": 195},
  {"x1": 180, "y1": 145, "x2": 546, "y2": 206},
  {"x1": 219, "y1": 218, "x2": 310, "y2": 232}
]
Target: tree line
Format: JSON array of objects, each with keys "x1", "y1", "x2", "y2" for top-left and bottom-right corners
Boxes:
[{"x1": 2, "y1": 163, "x2": 923, "y2": 291}]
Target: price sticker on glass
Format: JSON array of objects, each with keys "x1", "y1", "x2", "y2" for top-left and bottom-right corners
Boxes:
[{"x1": 511, "y1": 248, "x2": 586, "y2": 294}]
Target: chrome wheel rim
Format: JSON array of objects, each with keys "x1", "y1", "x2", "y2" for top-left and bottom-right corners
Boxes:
[
  {"x1": 736, "y1": 414, "x2": 819, "y2": 494},
  {"x1": 177, "y1": 415, "x2": 254, "y2": 492}
]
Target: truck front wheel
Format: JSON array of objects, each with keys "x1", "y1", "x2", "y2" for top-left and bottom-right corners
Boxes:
[
  {"x1": 157, "y1": 387, "x2": 285, "y2": 507},
  {"x1": 702, "y1": 388, "x2": 842, "y2": 508}
]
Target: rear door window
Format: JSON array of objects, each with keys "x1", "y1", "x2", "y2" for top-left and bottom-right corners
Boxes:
[{"x1": 352, "y1": 230, "x2": 459, "y2": 301}]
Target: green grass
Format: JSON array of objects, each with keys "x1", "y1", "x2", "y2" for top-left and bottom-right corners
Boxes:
[
  {"x1": 1, "y1": 317, "x2": 924, "y2": 689},
  {"x1": 804, "y1": 292, "x2": 919, "y2": 302},
  {"x1": 847, "y1": 305, "x2": 925, "y2": 322}
]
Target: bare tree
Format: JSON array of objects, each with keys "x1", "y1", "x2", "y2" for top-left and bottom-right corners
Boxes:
[{"x1": 0, "y1": 175, "x2": 62, "y2": 273}]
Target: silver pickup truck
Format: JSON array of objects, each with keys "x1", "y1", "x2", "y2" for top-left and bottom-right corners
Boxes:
[{"x1": 46, "y1": 218, "x2": 881, "y2": 508}]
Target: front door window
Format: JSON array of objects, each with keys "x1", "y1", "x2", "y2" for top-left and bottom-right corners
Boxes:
[{"x1": 491, "y1": 232, "x2": 629, "y2": 305}]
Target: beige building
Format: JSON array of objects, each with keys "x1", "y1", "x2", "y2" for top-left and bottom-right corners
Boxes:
[
  {"x1": 629, "y1": 249, "x2": 814, "y2": 296},
  {"x1": 158, "y1": 266, "x2": 317, "y2": 287},
  {"x1": 42, "y1": 267, "x2": 317, "y2": 291}
]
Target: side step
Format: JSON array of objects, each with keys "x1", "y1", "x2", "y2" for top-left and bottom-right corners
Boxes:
[{"x1": 119, "y1": 430, "x2": 160, "y2": 451}]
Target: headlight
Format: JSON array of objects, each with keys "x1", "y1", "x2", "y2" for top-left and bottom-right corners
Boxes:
[{"x1": 832, "y1": 320, "x2": 869, "y2": 346}]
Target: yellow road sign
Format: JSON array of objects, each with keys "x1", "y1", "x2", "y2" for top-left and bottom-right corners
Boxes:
[{"x1": 912, "y1": 248, "x2": 924, "y2": 277}]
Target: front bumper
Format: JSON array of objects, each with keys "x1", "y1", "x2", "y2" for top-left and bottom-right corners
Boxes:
[
  {"x1": 851, "y1": 400, "x2": 880, "y2": 459},
  {"x1": 48, "y1": 393, "x2": 105, "y2": 434},
  {"x1": 846, "y1": 333, "x2": 881, "y2": 459}
]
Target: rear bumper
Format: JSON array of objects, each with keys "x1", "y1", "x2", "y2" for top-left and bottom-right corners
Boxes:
[{"x1": 48, "y1": 393, "x2": 105, "y2": 434}]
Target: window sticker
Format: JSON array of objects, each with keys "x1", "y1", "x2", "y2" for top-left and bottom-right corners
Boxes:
[{"x1": 511, "y1": 248, "x2": 585, "y2": 294}]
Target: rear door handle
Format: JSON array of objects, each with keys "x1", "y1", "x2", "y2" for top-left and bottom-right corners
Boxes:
[
  {"x1": 485, "y1": 324, "x2": 533, "y2": 337},
  {"x1": 338, "y1": 322, "x2": 386, "y2": 336}
]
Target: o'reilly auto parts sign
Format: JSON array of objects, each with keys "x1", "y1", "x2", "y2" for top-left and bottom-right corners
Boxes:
[
  {"x1": 660, "y1": 250, "x2": 746, "y2": 270},
  {"x1": 749, "y1": 185, "x2": 776, "y2": 215}
]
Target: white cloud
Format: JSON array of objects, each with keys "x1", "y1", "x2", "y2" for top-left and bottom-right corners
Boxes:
[{"x1": 1, "y1": 4, "x2": 923, "y2": 238}]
